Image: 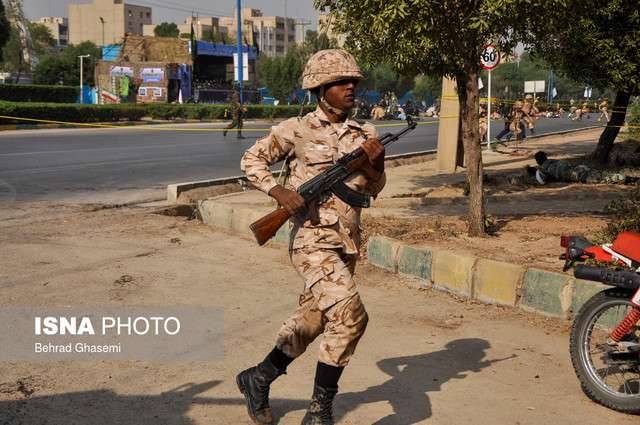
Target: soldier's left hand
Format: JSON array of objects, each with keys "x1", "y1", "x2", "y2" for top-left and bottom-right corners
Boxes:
[{"x1": 361, "y1": 138, "x2": 385, "y2": 171}]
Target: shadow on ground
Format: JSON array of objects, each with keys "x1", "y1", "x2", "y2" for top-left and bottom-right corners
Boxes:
[{"x1": 0, "y1": 338, "x2": 512, "y2": 425}]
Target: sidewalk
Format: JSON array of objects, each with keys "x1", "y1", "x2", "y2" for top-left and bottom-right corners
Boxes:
[{"x1": 196, "y1": 127, "x2": 632, "y2": 319}]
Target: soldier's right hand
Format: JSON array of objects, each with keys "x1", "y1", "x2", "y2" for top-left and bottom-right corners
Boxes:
[{"x1": 268, "y1": 185, "x2": 306, "y2": 215}]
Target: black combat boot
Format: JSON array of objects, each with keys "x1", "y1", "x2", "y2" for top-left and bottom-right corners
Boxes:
[
  {"x1": 237, "y1": 348, "x2": 292, "y2": 425},
  {"x1": 300, "y1": 384, "x2": 338, "y2": 425},
  {"x1": 301, "y1": 362, "x2": 343, "y2": 425},
  {"x1": 237, "y1": 130, "x2": 246, "y2": 139},
  {"x1": 223, "y1": 129, "x2": 228, "y2": 137}
]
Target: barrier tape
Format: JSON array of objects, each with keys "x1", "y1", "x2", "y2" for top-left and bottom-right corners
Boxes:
[
  {"x1": 0, "y1": 113, "x2": 633, "y2": 132},
  {"x1": 0, "y1": 114, "x2": 447, "y2": 132}
]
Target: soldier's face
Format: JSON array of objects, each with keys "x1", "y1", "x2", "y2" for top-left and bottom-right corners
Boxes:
[{"x1": 324, "y1": 79, "x2": 359, "y2": 111}]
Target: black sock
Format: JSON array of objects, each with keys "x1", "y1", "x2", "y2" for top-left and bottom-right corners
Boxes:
[
  {"x1": 314, "y1": 362, "x2": 344, "y2": 389},
  {"x1": 265, "y1": 346, "x2": 294, "y2": 371}
]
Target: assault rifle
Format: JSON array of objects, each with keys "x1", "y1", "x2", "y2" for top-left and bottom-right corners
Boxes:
[{"x1": 250, "y1": 118, "x2": 418, "y2": 245}]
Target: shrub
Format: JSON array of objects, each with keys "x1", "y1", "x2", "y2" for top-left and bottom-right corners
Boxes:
[
  {"x1": 593, "y1": 188, "x2": 640, "y2": 243},
  {"x1": 0, "y1": 84, "x2": 79, "y2": 103},
  {"x1": 0, "y1": 101, "x2": 146, "y2": 123},
  {"x1": 0, "y1": 101, "x2": 318, "y2": 125}
]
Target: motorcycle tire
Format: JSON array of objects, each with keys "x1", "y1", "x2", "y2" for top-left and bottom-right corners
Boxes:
[{"x1": 569, "y1": 288, "x2": 640, "y2": 414}]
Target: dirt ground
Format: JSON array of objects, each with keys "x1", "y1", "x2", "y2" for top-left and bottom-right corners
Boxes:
[{"x1": 0, "y1": 201, "x2": 637, "y2": 424}]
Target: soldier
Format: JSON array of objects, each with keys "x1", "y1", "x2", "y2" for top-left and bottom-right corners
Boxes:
[
  {"x1": 531, "y1": 151, "x2": 633, "y2": 184},
  {"x1": 223, "y1": 91, "x2": 246, "y2": 139},
  {"x1": 598, "y1": 97, "x2": 610, "y2": 122},
  {"x1": 237, "y1": 49, "x2": 386, "y2": 425},
  {"x1": 522, "y1": 94, "x2": 536, "y2": 134}
]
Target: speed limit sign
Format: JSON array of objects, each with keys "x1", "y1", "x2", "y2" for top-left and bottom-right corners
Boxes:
[{"x1": 480, "y1": 45, "x2": 500, "y2": 70}]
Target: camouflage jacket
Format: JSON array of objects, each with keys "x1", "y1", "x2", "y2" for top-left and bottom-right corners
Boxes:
[{"x1": 240, "y1": 107, "x2": 386, "y2": 254}]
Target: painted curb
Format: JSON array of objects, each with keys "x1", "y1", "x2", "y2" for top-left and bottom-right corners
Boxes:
[{"x1": 366, "y1": 235, "x2": 604, "y2": 320}]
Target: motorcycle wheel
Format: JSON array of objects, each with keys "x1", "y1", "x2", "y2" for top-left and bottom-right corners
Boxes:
[{"x1": 570, "y1": 288, "x2": 640, "y2": 414}]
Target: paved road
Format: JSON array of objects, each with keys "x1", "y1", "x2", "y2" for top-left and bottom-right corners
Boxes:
[{"x1": 0, "y1": 116, "x2": 599, "y2": 203}]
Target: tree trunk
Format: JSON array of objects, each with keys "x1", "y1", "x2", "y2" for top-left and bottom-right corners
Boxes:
[
  {"x1": 592, "y1": 90, "x2": 631, "y2": 164},
  {"x1": 459, "y1": 72, "x2": 485, "y2": 236}
]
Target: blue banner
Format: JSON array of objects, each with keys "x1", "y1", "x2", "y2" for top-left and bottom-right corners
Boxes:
[{"x1": 193, "y1": 41, "x2": 257, "y2": 60}]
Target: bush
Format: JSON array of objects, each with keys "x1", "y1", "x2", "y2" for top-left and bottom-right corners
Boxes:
[
  {"x1": 0, "y1": 84, "x2": 79, "y2": 103},
  {"x1": 0, "y1": 101, "x2": 318, "y2": 124},
  {"x1": 0, "y1": 101, "x2": 146, "y2": 123},
  {"x1": 593, "y1": 188, "x2": 640, "y2": 243}
]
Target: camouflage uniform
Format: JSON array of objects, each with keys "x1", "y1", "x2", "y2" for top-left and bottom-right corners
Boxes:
[
  {"x1": 224, "y1": 93, "x2": 244, "y2": 137},
  {"x1": 240, "y1": 107, "x2": 385, "y2": 367},
  {"x1": 538, "y1": 159, "x2": 627, "y2": 184}
]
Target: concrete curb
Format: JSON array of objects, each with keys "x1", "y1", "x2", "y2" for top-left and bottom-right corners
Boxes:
[
  {"x1": 194, "y1": 193, "x2": 608, "y2": 319},
  {"x1": 167, "y1": 149, "x2": 438, "y2": 203},
  {"x1": 367, "y1": 235, "x2": 606, "y2": 319}
]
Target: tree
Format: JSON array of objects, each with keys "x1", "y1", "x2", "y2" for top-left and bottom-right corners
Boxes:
[
  {"x1": 29, "y1": 23, "x2": 56, "y2": 54},
  {"x1": 529, "y1": 0, "x2": 640, "y2": 163},
  {"x1": 0, "y1": 1, "x2": 9, "y2": 61},
  {"x1": 256, "y1": 31, "x2": 340, "y2": 102},
  {"x1": 33, "y1": 41, "x2": 101, "y2": 86},
  {"x1": 315, "y1": 0, "x2": 549, "y2": 236},
  {"x1": 412, "y1": 75, "x2": 442, "y2": 105},
  {"x1": 154, "y1": 22, "x2": 179, "y2": 38},
  {"x1": 1, "y1": 23, "x2": 56, "y2": 79}
]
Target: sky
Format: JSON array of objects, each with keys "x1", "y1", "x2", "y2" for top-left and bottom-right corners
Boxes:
[{"x1": 24, "y1": 0, "x2": 320, "y2": 26}]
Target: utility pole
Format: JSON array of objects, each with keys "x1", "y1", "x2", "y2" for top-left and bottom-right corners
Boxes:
[
  {"x1": 236, "y1": 0, "x2": 243, "y2": 103},
  {"x1": 99, "y1": 17, "x2": 105, "y2": 46},
  {"x1": 78, "y1": 54, "x2": 90, "y2": 104}
]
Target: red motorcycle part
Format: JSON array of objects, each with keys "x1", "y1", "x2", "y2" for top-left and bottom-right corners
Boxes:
[
  {"x1": 610, "y1": 307, "x2": 640, "y2": 342},
  {"x1": 612, "y1": 231, "x2": 640, "y2": 263},
  {"x1": 584, "y1": 246, "x2": 613, "y2": 263}
]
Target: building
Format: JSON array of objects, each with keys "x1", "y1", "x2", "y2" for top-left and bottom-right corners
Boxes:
[
  {"x1": 35, "y1": 17, "x2": 69, "y2": 46},
  {"x1": 69, "y1": 0, "x2": 152, "y2": 46},
  {"x1": 219, "y1": 8, "x2": 299, "y2": 57},
  {"x1": 143, "y1": 16, "x2": 229, "y2": 41}
]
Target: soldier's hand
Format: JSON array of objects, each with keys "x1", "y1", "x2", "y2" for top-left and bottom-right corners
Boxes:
[
  {"x1": 269, "y1": 185, "x2": 306, "y2": 215},
  {"x1": 361, "y1": 138, "x2": 385, "y2": 172}
]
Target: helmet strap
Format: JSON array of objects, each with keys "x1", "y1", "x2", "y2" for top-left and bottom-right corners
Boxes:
[{"x1": 319, "y1": 86, "x2": 347, "y2": 121}]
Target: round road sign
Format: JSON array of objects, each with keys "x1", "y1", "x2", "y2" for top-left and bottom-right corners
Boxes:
[{"x1": 480, "y1": 45, "x2": 500, "y2": 70}]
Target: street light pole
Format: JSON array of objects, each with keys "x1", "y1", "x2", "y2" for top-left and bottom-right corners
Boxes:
[
  {"x1": 78, "y1": 54, "x2": 90, "y2": 104},
  {"x1": 99, "y1": 17, "x2": 105, "y2": 46}
]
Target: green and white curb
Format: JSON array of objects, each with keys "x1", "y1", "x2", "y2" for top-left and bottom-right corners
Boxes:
[{"x1": 367, "y1": 235, "x2": 608, "y2": 319}]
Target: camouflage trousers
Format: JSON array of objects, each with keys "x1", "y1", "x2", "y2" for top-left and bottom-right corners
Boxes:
[{"x1": 275, "y1": 248, "x2": 369, "y2": 367}]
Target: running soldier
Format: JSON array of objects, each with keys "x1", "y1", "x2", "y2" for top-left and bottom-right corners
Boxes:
[{"x1": 237, "y1": 49, "x2": 386, "y2": 425}]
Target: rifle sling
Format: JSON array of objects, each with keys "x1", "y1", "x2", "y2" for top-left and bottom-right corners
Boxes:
[{"x1": 330, "y1": 181, "x2": 371, "y2": 208}]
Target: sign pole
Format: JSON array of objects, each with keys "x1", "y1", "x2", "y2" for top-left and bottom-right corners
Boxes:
[
  {"x1": 487, "y1": 69, "x2": 492, "y2": 151},
  {"x1": 236, "y1": 0, "x2": 243, "y2": 104}
]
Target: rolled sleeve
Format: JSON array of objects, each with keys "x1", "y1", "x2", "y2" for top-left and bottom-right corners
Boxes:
[{"x1": 240, "y1": 124, "x2": 294, "y2": 194}]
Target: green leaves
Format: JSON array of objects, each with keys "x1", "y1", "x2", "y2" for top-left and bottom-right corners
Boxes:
[{"x1": 154, "y1": 22, "x2": 180, "y2": 38}]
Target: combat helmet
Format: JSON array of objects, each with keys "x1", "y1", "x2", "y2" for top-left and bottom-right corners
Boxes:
[{"x1": 302, "y1": 49, "x2": 363, "y2": 90}]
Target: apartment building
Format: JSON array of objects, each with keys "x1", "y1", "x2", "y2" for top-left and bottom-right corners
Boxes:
[
  {"x1": 219, "y1": 8, "x2": 298, "y2": 57},
  {"x1": 69, "y1": 0, "x2": 152, "y2": 46},
  {"x1": 35, "y1": 17, "x2": 69, "y2": 46},
  {"x1": 143, "y1": 16, "x2": 229, "y2": 41}
]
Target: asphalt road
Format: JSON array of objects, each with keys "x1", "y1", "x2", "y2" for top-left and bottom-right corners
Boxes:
[{"x1": 0, "y1": 116, "x2": 599, "y2": 203}]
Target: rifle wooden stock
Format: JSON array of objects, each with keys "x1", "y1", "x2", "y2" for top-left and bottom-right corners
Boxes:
[{"x1": 250, "y1": 207, "x2": 292, "y2": 246}]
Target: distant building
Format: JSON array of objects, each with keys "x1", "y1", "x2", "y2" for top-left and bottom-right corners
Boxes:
[
  {"x1": 218, "y1": 8, "x2": 299, "y2": 57},
  {"x1": 69, "y1": 0, "x2": 152, "y2": 46},
  {"x1": 143, "y1": 16, "x2": 229, "y2": 42},
  {"x1": 35, "y1": 17, "x2": 69, "y2": 46}
]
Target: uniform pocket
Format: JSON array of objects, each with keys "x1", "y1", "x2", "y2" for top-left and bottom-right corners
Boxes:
[{"x1": 303, "y1": 141, "x2": 334, "y2": 166}]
